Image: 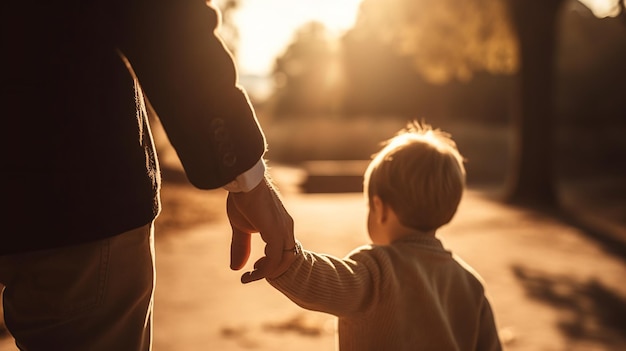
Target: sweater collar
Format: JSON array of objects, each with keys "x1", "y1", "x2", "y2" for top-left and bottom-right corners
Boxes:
[{"x1": 392, "y1": 233, "x2": 446, "y2": 252}]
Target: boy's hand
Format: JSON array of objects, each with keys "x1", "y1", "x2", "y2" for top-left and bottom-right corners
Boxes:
[{"x1": 227, "y1": 178, "x2": 295, "y2": 283}]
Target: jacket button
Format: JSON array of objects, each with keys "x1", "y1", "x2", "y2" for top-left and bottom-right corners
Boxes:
[
  {"x1": 214, "y1": 126, "x2": 228, "y2": 142},
  {"x1": 211, "y1": 118, "x2": 225, "y2": 128},
  {"x1": 223, "y1": 152, "x2": 237, "y2": 167}
]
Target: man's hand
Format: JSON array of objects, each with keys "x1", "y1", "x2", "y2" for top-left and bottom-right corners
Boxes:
[{"x1": 227, "y1": 178, "x2": 295, "y2": 283}]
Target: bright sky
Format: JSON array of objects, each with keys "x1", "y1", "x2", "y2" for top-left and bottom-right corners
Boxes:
[{"x1": 229, "y1": 0, "x2": 363, "y2": 76}]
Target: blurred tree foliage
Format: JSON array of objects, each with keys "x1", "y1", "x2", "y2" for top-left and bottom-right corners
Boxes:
[
  {"x1": 349, "y1": 0, "x2": 518, "y2": 84},
  {"x1": 268, "y1": 0, "x2": 523, "y2": 122},
  {"x1": 267, "y1": 0, "x2": 625, "y2": 208},
  {"x1": 340, "y1": 0, "x2": 516, "y2": 121},
  {"x1": 271, "y1": 22, "x2": 344, "y2": 117},
  {"x1": 268, "y1": 0, "x2": 625, "y2": 125},
  {"x1": 270, "y1": 0, "x2": 517, "y2": 122}
]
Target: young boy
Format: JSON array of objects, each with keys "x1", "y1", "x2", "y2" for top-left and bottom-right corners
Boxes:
[{"x1": 267, "y1": 122, "x2": 502, "y2": 350}]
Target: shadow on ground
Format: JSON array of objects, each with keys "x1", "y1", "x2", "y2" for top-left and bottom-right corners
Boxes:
[{"x1": 512, "y1": 264, "x2": 626, "y2": 348}]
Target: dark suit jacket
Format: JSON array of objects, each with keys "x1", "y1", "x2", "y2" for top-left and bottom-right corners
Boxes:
[{"x1": 2, "y1": 1, "x2": 265, "y2": 254}]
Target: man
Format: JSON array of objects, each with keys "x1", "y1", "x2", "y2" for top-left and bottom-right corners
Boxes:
[{"x1": 1, "y1": 1, "x2": 293, "y2": 350}]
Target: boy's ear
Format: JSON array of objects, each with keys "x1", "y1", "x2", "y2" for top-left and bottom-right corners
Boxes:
[{"x1": 372, "y1": 195, "x2": 389, "y2": 223}]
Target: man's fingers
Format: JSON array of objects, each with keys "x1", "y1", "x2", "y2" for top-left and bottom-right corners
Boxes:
[
  {"x1": 230, "y1": 229, "x2": 252, "y2": 270},
  {"x1": 227, "y1": 179, "x2": 296, "y2": 283}
]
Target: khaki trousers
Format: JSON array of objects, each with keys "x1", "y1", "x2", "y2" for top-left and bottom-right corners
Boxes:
[{"x1": 0, "y1": 224, "x2": 155, "y2": 351}]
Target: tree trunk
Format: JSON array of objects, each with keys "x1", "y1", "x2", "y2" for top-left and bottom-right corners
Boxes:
[{"x1": 505, "y1": 0, "x2": 565, "y2": 208}]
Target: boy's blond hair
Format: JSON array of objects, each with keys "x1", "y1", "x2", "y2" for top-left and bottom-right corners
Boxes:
[{"x1": 364, "y1": 121, "x2": 466, "y2": 231}]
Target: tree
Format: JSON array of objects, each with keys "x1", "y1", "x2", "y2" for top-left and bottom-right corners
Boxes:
[{"x1": 503, "y1": 0, "x2": 565, "y2": 207}]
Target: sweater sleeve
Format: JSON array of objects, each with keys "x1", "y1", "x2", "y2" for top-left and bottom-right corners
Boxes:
[
  {"x1": 267, "y1": 246, "x2": 385, "y2": 317},
  {"x1": 476, "y1": 297, "x2": 503, "y2": 351}
]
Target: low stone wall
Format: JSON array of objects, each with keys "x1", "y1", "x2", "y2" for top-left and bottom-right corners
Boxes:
[{"x1": 299, "y1": 160, "x2": 369, "y2": 193}]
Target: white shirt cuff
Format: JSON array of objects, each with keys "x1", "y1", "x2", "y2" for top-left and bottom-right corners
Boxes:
[{"x1": 222, "y1": 158, "x2": 266, "y2": 192}]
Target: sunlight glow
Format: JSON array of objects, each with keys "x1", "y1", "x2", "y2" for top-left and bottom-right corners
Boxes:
[
  {"x1": 578, "y1": 0, "x2": 623, "y2": 17},
  {"x1": 231, "y1": 0, "x2": 362, "y2": 76},
  {"x1": 227, "y1": 0, "x2": 622, "y2": 76}
]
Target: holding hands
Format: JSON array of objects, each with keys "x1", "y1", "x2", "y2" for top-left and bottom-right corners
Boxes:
[{"x1": 227, "y1": 178, "x2": 296, "y2": 283}]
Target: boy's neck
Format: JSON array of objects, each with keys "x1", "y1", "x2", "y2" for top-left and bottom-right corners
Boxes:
[
  {"x1": 390, "y1": 227, "x2": 436, "y2": 244},
  {"x1": 377, "y1": 203, "x2": 437, "y2": 244}
]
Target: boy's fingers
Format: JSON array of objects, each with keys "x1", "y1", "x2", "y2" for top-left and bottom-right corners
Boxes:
[
  {"x1": 241, "y1": 271, "x2": 261, "y2": 284},
  {"x1": 240, "y1": 240, "x2": 297, "y2": 284},
  {"x1": 239, "y1": 241, "x2": 282, "y2": 284},
  {"x1": 241, "y1": 256, "x2": 271, "y2": 284}
]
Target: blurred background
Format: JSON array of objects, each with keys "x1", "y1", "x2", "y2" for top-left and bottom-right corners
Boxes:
[
  {"x1": 220, "y1": 1, "x2": 626, "y2": 347},
  {"x1": 223, "y1": 0, "x2": 625, "y2": 218},
  {"x1": 1, "y1": 0, "x2": 624, "y2": 350}
]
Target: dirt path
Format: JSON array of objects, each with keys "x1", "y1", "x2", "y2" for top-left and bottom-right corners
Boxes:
[{"x1": 151, "y1": 185, "x2": 626, "y2": 351}]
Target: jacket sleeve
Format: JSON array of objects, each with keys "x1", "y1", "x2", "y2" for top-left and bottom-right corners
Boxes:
[{"x1": 101, "y1": 0, "x2": 265, "y2": 189}]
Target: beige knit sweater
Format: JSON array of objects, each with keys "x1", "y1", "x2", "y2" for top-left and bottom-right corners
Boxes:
[{"x1": 268, "y1": 235, "x2": 502, "y2": 351}]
